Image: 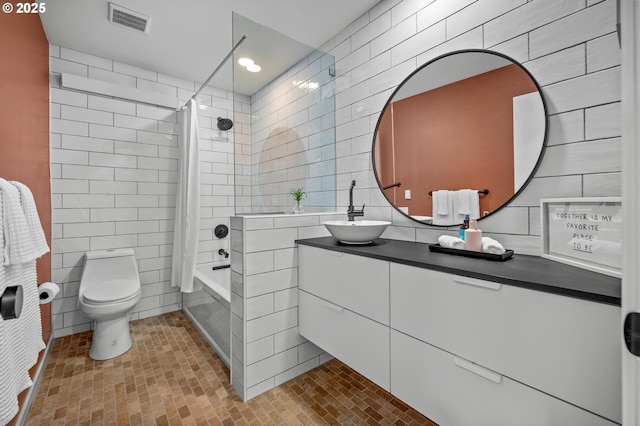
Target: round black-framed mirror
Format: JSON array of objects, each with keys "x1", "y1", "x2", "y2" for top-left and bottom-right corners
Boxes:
[{"x1": 372, "y1": 49, "x2": 548, "y2": 227}]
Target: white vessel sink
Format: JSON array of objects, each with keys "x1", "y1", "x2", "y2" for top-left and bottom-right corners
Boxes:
[{"x1": 323, "y1": 220, "x2": 391, "y2": 244}]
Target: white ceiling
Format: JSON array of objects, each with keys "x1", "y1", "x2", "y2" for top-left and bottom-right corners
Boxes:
[{"x1": 40, "y1": 0, "x2": 381, "y2": 96}]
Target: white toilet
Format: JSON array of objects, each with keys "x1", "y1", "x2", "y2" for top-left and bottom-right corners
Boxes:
[{"x1": 78, "y1": 248, "x2": 141, "y2": 360}]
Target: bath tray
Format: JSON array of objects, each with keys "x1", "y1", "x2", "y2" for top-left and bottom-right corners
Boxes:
[{"x1": 428, "y1": 244, "x2": 514, "y2": 261}]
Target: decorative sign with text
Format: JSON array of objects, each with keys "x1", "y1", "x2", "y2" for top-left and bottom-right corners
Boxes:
[{"x1": 541, "y1": 197, "x2": 622, "y2": 278}]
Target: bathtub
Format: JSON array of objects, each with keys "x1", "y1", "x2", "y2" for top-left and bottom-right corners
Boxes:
[{"x1": 182, "y1": 264, "x2": 231, "y2": 367}]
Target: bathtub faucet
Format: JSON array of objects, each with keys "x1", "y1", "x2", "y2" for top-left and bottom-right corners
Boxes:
[{"x1": 218, "y1": 249, "x2": 229, "y2": 259}]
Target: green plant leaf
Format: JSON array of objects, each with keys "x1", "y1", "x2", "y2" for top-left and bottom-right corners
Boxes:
[{"x1": 289, "y1": 187, "x2": 307, "y2": 201}]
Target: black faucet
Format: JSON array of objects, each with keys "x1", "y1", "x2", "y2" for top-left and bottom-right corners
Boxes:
[
  {"x1": 347, "y1": 180, "x2": 365, "y2": 221},
  {"x1": 218, "y1": 248, "x2": 229, "y2": 259}
]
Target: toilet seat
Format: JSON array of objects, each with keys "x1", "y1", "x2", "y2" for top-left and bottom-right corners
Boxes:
[{"x1": 83, "y1": 279, "x2": 140, "y2": 304}]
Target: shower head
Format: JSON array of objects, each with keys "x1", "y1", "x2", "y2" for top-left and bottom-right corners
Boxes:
[{"x1": 217, "y1": 117, "x2": 233, "y2": 131}]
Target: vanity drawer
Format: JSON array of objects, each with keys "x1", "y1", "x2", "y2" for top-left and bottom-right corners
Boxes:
[
  {"x1": 391, "y1": 330, "x2": 617, "y2": 426},
  {"x1": 298, "y1": 245, "x2": 389, "y2": 325},
  {"x1": 299, "y1": 290, "x2": 390, "y2": 391},
  {"x1": 390, "y1": 263, "x2": 621, "y2": 423}
]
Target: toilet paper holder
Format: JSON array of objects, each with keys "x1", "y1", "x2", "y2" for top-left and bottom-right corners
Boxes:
[
  {"x1": 38, "y1": 282, "x2": 60, "y2": 304},
  {"x1": 0, "y1": 282, "x2": 59, "y2": 320},
  {"x1": 0, "y1": 285, "x2": 23, "y2": 320}
]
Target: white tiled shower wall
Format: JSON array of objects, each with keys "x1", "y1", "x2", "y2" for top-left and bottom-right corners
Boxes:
[
  {"x1": 327, "y1": 0, "x2": 620, "y2": 253},
  {"x1": 228, "y1": 0, "x2": 622, "y2": 401},
  {"x1": 49, "y1": 45, "x2": 249, "y2": 337}
]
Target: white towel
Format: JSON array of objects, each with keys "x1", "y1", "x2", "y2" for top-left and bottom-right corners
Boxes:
[
  {"x1": 0, "y1": 189, "x2": 44, "y2": 425},
  {"x1": 0, "y1": 178, "x2": 34, "y2": 265},
  {"x1": 11, "y1": 181, "x2": 49, "y2": 259},
  {"x1": 482, "y1": 236, "x2": 506, "y2": 255},
  {"x1": 5, "y1": 262, "x2": 44, "y2": 390},
  {"x1": 432, "y1": 190, "x2": 455, "y2": 225},
  {"x1": 438, "y1": 235, "x2": 465, "y2": 250},
  {"x1": 1, "y1": 180, "x2": 46, "y2": 373},
  {"x1": 454, "y1": 189, "x2": 480, "y2": 222},
  {"x1": 456, "y1": 189, "x2": 473, "y2": 214},
  {"x1": 434, "y1": 190, "x2": 450, "y2": 215},
  {"x1": 0, "y1": 192, "x2": 19, "y2": 425}
]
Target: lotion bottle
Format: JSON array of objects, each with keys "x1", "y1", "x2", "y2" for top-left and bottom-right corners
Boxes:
[{"x1": 464, "y1": 219, "x2": 482, "y2": 251}]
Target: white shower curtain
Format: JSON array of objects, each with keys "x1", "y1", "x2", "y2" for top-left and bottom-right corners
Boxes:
[{"x1": 171, "y1": 99, "x2": 201, "y2": 293}]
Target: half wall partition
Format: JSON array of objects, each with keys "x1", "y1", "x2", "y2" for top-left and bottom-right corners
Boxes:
[{"x1": 228, "y1": 14, "x2": 338, "y2": 400}]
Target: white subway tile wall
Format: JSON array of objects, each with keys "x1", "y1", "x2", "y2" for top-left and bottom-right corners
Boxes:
[
  {"x1": 230, "y1": 213, "x2": 341, "y2": 400},
  {"x1": 49, "y1": 45, "x2": 249, "y2": 337},
  {"x1": 246, "y1": 51, "x2": 337, "y2": 214},
  {"x1": 328, "y1": 0, "x2": 620, "y2": 253},
  {"x1": 228, "y1": 0, "x2": 620, "y2": 402}
]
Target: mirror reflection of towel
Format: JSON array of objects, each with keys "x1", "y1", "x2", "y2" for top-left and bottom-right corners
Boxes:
[
  {"x1": 455, "y1": 189, "x2": 479, "y2": 221},
  {"x1": 434, "y1": 190, "x2": 450, "y2": 215},
  {"x1": 432, "y1": 190, "x2": 455, "y2": 225}
]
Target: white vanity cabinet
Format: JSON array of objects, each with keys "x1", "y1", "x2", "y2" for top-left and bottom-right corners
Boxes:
[
  {"x1": 297, "y1": 242, "x2": 621, "y2": 425},
  {"x1": 390, "y1": 263, "x2": 621, "y2": 425},
  {"x1": 391, "y1": 330, "x2": 618, "y2": 426},
  {"x1": 298, "y1": 245, "x2": 390, "y2": 390}
]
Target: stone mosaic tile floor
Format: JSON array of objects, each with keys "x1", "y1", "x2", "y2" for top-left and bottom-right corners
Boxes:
[{"x1": 26, "y1": 311, "x2": 435, "y2": 425}]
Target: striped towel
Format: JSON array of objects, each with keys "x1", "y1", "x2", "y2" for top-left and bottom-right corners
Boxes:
[
  {"x1": 11, "y1": 181, "x2": 49, "y2": 259},
  {"x1": 0, "y1": 178, "x2": 48, "y2": 265},
  {"x1": 0, "y1": 181, "x2": 45, "y2": 424}
]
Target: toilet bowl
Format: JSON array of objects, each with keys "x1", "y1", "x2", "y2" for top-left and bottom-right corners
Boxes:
[{"x1": 78, "y1": 248, "x2": 141, "y2": 360}]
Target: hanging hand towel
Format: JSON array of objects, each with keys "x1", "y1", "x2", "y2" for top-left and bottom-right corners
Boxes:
[
  {"x1": 0, "y1": 178, "x2": 36, "y2": 265},
  {"x1": 0, "y1": 191, "x2": 20, "y2": 425},
  {"x1": 4, "y1": 181, "x2": 46, "y2": 385},
  {"x1": 456, "y1": 189, "x2": 473, "y2": 215},
  {"x1": 1, "y1": 184, "x2": 45, "y2": 380},
  {"x1": 432, "y1": 190, "x2": 454, "y2": 225},
  {"x1": 0, "y1": 316, "x2": 21, "y2": 425},
  {"x1": 5, "y1": 262, "x2": 44, "y2": 391},
  {"x1": 0, "y1": 190, "x2": 44, "y2": 425},
  {"x1": 454, "y1": 189, "x2": 480, "y2": 222},
  {"x1": 11, "y1": 181, "x2": 49, "y2": 259},
  {"x1": 434, "y1": 190, "x2": 450, "y2": 215}
]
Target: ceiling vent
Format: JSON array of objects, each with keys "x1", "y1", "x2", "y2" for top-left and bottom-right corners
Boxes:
[{"x1": 108, "y1": 3, "x2": 151, "y2": 34}]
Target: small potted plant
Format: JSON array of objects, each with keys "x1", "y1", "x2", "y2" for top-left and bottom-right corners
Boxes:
[{"x1": 289, "y1": 187, "x2": 307, "y2": 214}]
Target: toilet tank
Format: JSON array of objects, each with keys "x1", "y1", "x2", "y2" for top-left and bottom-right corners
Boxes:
[{"x1": 80, "y1": 249, "x2": 140, "y2": 292}]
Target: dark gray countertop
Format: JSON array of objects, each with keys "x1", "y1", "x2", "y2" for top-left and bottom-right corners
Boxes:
[{"x1": 296, "y1": 237, "x2": 621, "y2": 306}]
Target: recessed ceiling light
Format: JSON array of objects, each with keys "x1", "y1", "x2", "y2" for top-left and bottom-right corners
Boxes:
[
  {"x1": 238, "y1": 57, "x2": 254, "y2": 67},
  {"x1": 246, "y1": 63, "x2": 262, "y2": 73}
]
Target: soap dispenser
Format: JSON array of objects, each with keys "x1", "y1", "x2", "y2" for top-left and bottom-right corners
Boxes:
[
  {"x1": 464, "y1": 219, "x2": 482, "y2": 252},
  {"x1": 459, "y1": 214, "x2": 470, "y2": 240}
]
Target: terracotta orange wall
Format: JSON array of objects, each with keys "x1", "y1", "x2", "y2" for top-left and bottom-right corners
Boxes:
[
  {"x1": 380, "y1": 64, "x2": 536, "y2": 217},
  {"x1": 0, "y1": 5, "x2": 50, "y2": 424}
]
